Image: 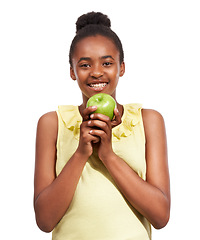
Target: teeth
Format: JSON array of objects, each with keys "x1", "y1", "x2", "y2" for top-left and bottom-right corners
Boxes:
[{"x1": 89, "y1": 83, "x2": 107, "y2": 88}]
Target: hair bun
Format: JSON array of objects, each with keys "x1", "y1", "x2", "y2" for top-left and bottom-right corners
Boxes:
[{"x1": 76, "y1": 12, "x2": 111, "y2": 33}]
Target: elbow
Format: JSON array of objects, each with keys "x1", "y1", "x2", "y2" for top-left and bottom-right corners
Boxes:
[
  {"x1": 152, "y1": 194, "x2": 171, "y2": 229},
  {"x1": 35, "y1": 214, "x2": 55, "y2": 233},
  {"x1": 152, "y1": 208, "x2": 170, "y2": 229},
  {"x1": 153, "y1": 215, "x2": 170, "y2": 229},
  {"x1": 34, "y1": 203, "x2": 55, "y2": 233},
  {"x1": 34, "y1": 196, "x2": 56, "y2": 233},
  {"x1": 37, "y1": 224, "x2": 54, "y2": 233}
]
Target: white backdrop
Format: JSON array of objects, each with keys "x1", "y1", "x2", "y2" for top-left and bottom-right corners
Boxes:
[{"x1": 1, "y1": 0, "x2": 199, "y2": 239}]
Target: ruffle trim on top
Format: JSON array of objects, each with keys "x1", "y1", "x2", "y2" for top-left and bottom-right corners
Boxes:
[
  {"x1": 57, "y1": 103, "x2": 142, "y2": 141},
  {"x1": 112, "y1": 103, "x2": 142, "y2": 140},
  {"x1": 57, "y1": 105, "x2": 82, "y2": 140}
]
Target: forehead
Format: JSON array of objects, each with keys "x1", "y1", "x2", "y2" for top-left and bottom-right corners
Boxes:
[{"x1": 73, "y1": 35, "x2": 119, "y2": 60}]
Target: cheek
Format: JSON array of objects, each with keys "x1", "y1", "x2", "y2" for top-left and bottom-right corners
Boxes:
[
  {"x1": 109, "y1": 66, "x2": 120, "y2": 79},
  {"x1": 75, "y1": 68, "x2": 88, "y2": 81}
]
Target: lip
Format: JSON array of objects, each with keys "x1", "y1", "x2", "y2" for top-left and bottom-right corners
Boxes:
[{"x1": 87, "y1": 82, "x2": 108, "y2": 92}]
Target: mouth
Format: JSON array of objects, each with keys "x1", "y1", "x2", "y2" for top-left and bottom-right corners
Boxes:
[{"x1": 87, "y1": 82, "x2": 108, "y2": 91}]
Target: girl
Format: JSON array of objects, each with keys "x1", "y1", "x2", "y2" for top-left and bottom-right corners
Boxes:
[{"x1": 34, "y1": 12, "x2": 170, "y2": 240}]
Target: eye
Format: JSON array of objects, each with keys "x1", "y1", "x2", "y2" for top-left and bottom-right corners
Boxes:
[
  {"x1": 103, "y1": 62, "x2": 112, "y2": 67},
  {"x1": 80, "y1": 63, "x2": 90, "y2": 68}
]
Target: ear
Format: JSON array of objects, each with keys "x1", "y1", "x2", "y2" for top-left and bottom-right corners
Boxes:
[
  {"x1": 70, "y1": 67, "x2": 76, "y2": 80},
  {"x1": 119, "y1": 62, "x2": 125, "y2": 77}
]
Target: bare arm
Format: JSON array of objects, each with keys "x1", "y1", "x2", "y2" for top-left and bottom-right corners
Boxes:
[
  {"x1": 34, "y1": 112, "x2": 86, "y2": 232},
  {"x1": 89, "y1": 109, "x2": 170, "y2": 229},
  {"x1": 34, "y1": 107, "x2": 99, "y2": 232}
]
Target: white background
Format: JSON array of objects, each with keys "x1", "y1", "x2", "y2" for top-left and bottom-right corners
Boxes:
[{"x1": 0, "y1": 0, "x2": 200, "y2": 239}]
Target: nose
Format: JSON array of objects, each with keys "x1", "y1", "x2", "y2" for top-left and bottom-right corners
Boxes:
[{"x1": 90, "y1": 64, "x2": 103, "y2": 79}]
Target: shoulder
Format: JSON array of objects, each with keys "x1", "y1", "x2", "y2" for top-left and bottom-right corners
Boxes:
[
  {"x1": 37, "y1": 111, "x2": 58, "y2": 142},
  {"x1": 141, "y1": 109, "x2": 166, "y2": 140},
  {"x1": 141, "y1": 109, "x2": 164, "y2": 123},
  {"x1": 37, "y1": 111, "x2": 58, "y2": 128}
]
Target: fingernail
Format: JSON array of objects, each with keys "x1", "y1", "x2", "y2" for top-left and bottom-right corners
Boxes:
[{"x1": 90, "y1": 114, "x2": 94, "y2": 118}]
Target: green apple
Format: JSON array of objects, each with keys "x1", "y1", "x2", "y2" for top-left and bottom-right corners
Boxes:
[{"x1": 86, "y1": 93, "x2": 116, "y2": 120}]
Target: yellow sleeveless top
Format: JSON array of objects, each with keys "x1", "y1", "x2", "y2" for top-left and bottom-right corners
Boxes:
[{"x1": 53, "y1": 104, "x2": 151, "y2": 240}]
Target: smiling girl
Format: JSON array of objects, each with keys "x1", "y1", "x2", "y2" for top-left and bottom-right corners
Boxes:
[{"x1": 34, "y1": 12, "x2": 170, "y2": 240}]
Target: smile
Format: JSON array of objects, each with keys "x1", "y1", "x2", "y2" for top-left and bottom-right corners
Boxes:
[{"x1": 88, "y1": 82, "x2": 108, "y2": 91}]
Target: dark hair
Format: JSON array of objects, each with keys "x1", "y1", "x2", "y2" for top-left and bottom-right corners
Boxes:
[{"x1": 69, "y1": 12, "x2": 124, "y2": 66}]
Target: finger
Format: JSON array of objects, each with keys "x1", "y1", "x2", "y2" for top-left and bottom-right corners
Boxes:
[
  {"x1": 111, "y1": 108, "x2": 122, "y2": 128},
  {"x1": 88, "y1": 119, "x2": 110, "y2": 134},
  {"x1": 89, "y1": 129, "x2": 107, "y2": 141},
  {"x1": 90, "y1": 113, "x2": 112, "y2": 128},
  {"x1": 90, "y1": 114, "x2": 112, "y2": 134},
  {"x1": 80, "y1": 123, "x2": 100, "y2": 143},
  {"x1": 82, "y1": 106, "x2": 97, "y2": 121},
  {"x1": 91, "y1": 136, "x2": 100, "y2": 144},
  {"x1": 89, "y1": 134, "x2": 100, "y2": 144}
]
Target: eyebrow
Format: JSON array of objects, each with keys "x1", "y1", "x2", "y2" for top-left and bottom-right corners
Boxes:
[
  {"x1": 78, "y1": 55, "x2": 114, "y2": 63},
  {"x1": 78, "y1": 57, "x2": 91, "y2": 63},
  {"x1": 101, "y1": 55, "x2": 114, "y2": 60}
]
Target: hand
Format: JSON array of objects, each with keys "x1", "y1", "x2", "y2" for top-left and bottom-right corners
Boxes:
[
  {"x1": 111, "y1": 108, "x2": 122, "y2": 129},
  {"x1": 76, "y1": 106, "x2": 100, "y2": 158},
  {"x1": 88, "y1": 108, "x2": 122, "y2": 161}
]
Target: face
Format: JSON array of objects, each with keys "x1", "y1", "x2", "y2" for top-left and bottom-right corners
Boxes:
[{"x1": 70, "y1": 35, "x2": 125, "y2": 105}]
